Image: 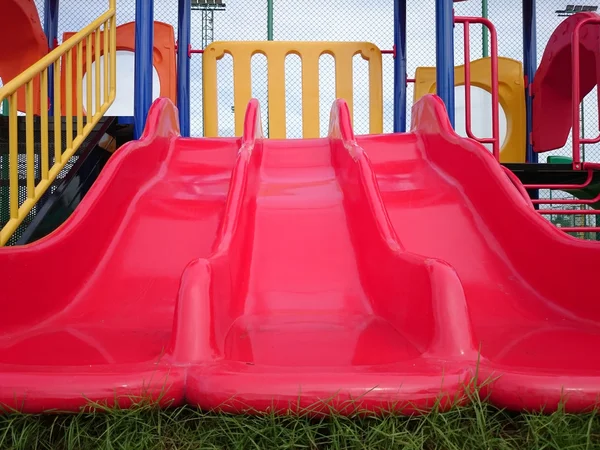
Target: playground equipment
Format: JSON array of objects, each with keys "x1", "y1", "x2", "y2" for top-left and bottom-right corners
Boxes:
[
  {"x1": 0, "y1": 0, "x2": 47, "y2": 114},
  {"x1": 413, "y1": 57, "x2": 526, "y2": 163},
  {"x1": 3, "y1": 0, "x2": 600, "y2": 415},
  {"x1": 61, "y1": 21, "x2": 178, "y2": 113}
]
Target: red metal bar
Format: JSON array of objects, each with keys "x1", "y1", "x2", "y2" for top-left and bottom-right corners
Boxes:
[
  {"x1": 532, "y1": 190, "x2": 600, "y2": 204},
  {"x1": 407, "y1": 78, "x2": 415, "y2": 83},
  {"x1": 554, "y1": 227, "x2": 600, "y2": 232},
  {"x1": 381, "y1": 49, "x2": 395, "y2": 54},
  {"x1": 454, "y1": 16, "x2": 500, "y2": 160},
  {"x1": 538, "y1": 210, "x2": 600, "y2": 215},
  {"x1": 572, "y1": 16, "x2": 600, "y2": 170},
  {"x1": 189, "y1": 48, "x2": 204, "y2": 54}
]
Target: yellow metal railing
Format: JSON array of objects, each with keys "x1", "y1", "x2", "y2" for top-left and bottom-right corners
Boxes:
[
  {"x1": 203, "y1": 41, "x2": 383, "y2": 138},
  {"x1": 0, "y1": 0, "x2": 117, "y2": 246}
]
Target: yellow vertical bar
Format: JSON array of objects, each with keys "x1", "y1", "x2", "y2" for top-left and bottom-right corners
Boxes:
[
  {"x1": 202, "y1": 45, "x2": 220, "y2": 137},
  {"x1": 267, "y1": 49, "x2": 287, "y2": 139},
  {"x1": 104, "y1": 20, "x2": 109, "y2": 104},
  {"x1": 233, "y1": 49, "x2": 253, "y2": 137},
  {"x1": 40, "y1": 68, "x2": 49, "y2": 180},
  {"x1": 334, "y1": 49, "x2": 354, "y2": 126},
  {"x1": 95, "y1": 28, "x2": 101, "y2": 115},
  {"x1": 25, "y1": 82, "x2": 34, "y2": 199},
  {"x1": 110, "y1": 13, "x2": 117, "y2": 101},
  {"x1": 86, "y1": 34, "x2": 93, "y2": 123},
  {"x1": 8, "y1": 93, "x2": 18, "y2": 219},
  {"x1": 367, "y1": 47, "x2": 383, "y2": 134},
  {"x1": 82, "y1": 34, "x2": 94, "y2": 123},
  {"x1": 66, "y1": 49, "x2": 74, "y2": 151},
  {"x1": 54, "y1": 58, "x2": 62, "y2": 165},
  {"x1": 76, "y1": 42, "x2": 83, "y2": 135},
  {"x1": 302, "y1": 51, "x2": 320, "y2": 138}
]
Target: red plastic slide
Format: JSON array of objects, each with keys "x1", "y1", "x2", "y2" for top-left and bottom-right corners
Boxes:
[
  {"x1": 532, "y1": 12, "x2": 600, "y2": 152},
  {"x1": 1, "y1": 95, "x2": 600, "y2": 414},
  {"x1": 0, "y1": 0, "x2": 47, "y2": 114}
]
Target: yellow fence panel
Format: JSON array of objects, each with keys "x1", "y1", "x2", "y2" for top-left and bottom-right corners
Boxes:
[
  {"x1": 203, "y1": 41, "x2": 383, "y2": 138},
  {"x1": 0, "y1": 0, "x2": 117, "y2": 246}
]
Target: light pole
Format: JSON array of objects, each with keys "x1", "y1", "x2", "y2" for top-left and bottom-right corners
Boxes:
[
  {"x1": 482, "y1": 0, "x2": 488, "y2": 57},
  {"x1": 267, "y1": 0, "x2": 273, "y2": 41}
]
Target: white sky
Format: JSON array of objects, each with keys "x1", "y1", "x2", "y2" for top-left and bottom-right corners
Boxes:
[{"x1": 13, "y1": 1, "x2": 600, "y2": 161}]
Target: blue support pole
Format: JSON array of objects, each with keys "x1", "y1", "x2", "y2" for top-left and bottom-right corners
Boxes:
[
  {"x1": 435, "y1": 0, "x2": 455, "y2": 127},
  {"x1": 393, "y1": 0, "x2": 407, "y2": 132},
  {"x1": 523, "y1": 0, "x2": 537, "y2": 163},
  {"x1": 44, "y1": 0, "x2": 59, "y2": 115},
  {"x1": 134, "y1": 0, "x2": 154, "y2": 139},
  {"x1": 177, "y1": 0, "x2": 191, "y2": 137}
]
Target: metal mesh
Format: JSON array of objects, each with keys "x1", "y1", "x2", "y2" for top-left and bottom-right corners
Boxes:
[{"x1": 15, "y1": 0, "x2": 600, "y2": 241}]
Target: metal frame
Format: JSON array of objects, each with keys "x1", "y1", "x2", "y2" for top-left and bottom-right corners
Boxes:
[
  {"x1": 177, "y1": 0, "x2": 191, "y2": 137},
  {"x1": 133, "y1": 0, "x2": 154, "y2": 139},
  {"x1": 435, "y1": 0, "x2": 456, "y2": 127},
  {"x1": 44, "y1": 0, "x2": 60, "y2": 115},
  {"x1": 394, "y1": 0, "x2": 407, "y2": 132}
]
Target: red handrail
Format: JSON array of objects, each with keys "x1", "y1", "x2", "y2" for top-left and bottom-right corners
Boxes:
[
  {"x1": 571, "y1": 16, "x2": 600, "y2": 170},
  {"x1": 454, "y1": 16, "x2": 500, "y2": 160}
]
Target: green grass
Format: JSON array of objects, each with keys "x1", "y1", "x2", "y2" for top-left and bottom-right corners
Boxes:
[{"x1": 0, "y1": 394, "x2": 599, "y2": 450}]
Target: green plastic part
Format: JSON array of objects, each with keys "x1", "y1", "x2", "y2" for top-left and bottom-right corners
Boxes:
[{"x1": 547, "y1": 156, "x2": 573, "y2": 164}]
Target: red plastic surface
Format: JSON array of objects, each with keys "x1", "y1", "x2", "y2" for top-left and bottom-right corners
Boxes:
[
  {"x1": 531, "y1": 12, "x2": 600, "y2": 153},
  {"x1": 2, "y1": 95, "x2": 600, "y2": 414},
  {"x1": 0, "y1": 0, "x2": 47, "y2": 114}
]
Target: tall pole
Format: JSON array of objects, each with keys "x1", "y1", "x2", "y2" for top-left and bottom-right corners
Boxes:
[
  {"x1": 523, "y1": 0, "x2": 536, "y2": 163},
  {"x1": 435, "y1": 0, "x2": 455, "y2": 127},
  {"x1": 177, "y1": 0, "x2": 191, "y2": 137},
  {"x1": 134, "y1": 0, "x2": 154, "y2": 139},
  {"x1": 482, "y1": 0, "x2": 488, "y2": 57},
  {"x1": 267, "y1": 0, "x2": 274, "y2": 41},
  {"x1": 393, "y1": 0, "x2": 407, "y2": 132}
]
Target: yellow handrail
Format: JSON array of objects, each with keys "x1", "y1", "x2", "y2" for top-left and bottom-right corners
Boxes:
[{"x1": 0, "y1": 0, "x2": 117, "y2": 246}]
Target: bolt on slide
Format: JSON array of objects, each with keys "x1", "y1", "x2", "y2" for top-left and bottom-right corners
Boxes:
[{"x1": 1, "y1": 94, "x2": 600, "y2": 415}]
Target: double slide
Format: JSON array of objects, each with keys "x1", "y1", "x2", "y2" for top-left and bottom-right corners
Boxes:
[{"x1": 1, "y1": 95, "x2": 600, "y2": 414}]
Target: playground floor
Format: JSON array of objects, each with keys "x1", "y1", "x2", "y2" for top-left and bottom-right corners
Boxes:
[{"x1": 1, "y1": 386, "x2": 598, "y2": 450}]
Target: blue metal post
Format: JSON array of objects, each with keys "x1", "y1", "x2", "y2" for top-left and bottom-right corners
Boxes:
[
  {"x1": 523, "y1": 0, "x2": 537, "y2": 163},
  {"x1": 134, "y1": 0, "x2": 154, "y2": 139},
  {"x1": 435, "y1": 0, "x2": 455, "y2": 127},
  {"x1": 44, "y1": 0, "x2": 60, "y2": 115},
  {"x1": 177, "y1": 0, "x2": 191, "y2": 137},
  {"x1": 393, "y1": 0, "x2": 407, "y2": 132}
]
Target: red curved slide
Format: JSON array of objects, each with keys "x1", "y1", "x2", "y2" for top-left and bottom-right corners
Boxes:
[
  {"x1": 532, "y1": 12, "x2": 600, "y2": 152},
  {"x1": 0, "y1": 0, "x2": 47, "y2": 114},
  {"x1": 1, "y1": 95, "x2": 600, "y2": 414}
]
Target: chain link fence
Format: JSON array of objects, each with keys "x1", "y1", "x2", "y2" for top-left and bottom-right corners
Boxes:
[{"x1": 3, "y1": 0, "x2": 598, "y2": 237}]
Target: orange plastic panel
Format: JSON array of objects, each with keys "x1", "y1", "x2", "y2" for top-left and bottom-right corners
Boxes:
[
  {"x1": 60, "y1": 21, "x2": 176, "y2": 114},
  {"x1": 0, "y1": 0, "x2": 47, "y2": 114}
]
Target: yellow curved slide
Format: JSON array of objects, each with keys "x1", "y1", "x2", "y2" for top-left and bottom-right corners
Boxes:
[{"x1": 413, "y1": 57, "x2": 526, "y2": 163}]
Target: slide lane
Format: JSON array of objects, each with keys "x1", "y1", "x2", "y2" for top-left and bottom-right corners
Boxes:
[
  {"x1": 0, "y1": 99, "x2": 241, "y2": 412},
  {"x1": 363, "y1": 94, "x2": 600, "y2": 412},
  {"x1": 181, "y1": 99, "x2": 476, "y2": 414}
]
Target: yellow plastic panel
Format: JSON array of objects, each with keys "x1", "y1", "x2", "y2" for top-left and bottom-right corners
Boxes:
[
  {"x1": 203, "y1": 41, "x2": 383, "y2": 138},
  {"x1": 413, "y1": 57, "x2": 526, "y2": 163}
]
